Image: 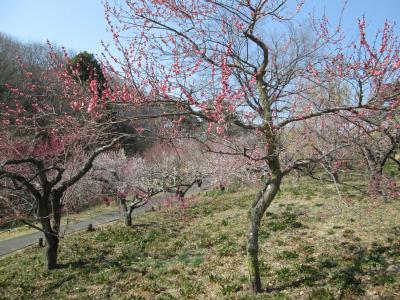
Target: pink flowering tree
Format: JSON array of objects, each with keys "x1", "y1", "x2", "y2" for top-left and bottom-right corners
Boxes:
[
  {"x1": 0, "y1": 47, "x2": 126, "y2": 269},
  {"x1": 338, "y1": 83, "x2": 400, "y2": 199},
  {"x1": 91, "y1": 150, "x2": 162, "y2": 226},
  {"x1": 91, "y1": 141, "x2": 208, "y2": 226},
  {"x1": 104, "y1": 0, "x2": 400, "y2": 292}
]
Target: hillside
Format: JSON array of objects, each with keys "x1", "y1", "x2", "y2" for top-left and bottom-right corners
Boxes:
[{"x1": 0, "y1": 180, "x2": 399, "y2": 299}]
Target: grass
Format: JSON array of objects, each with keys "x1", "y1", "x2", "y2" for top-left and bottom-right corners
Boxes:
[
  {"x1": 0, "y1": 179, "x2": 399, "y2": 299},
  {"x1": 0, "y1": 203, "x2": 119, "y2": 241}
]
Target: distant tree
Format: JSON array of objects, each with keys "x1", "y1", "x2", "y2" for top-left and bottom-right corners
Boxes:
[
  {"x1": 339, "y1": 82, "x2": 400, "y2": 199},
  {"x1": 0, "y1": 33, "x2": 74, "y2": 123},
  {"x1": 69, "y1": 51, "x2": 105, "y2": 88},
  {"x1": 92, "y1": 141, "x2": 209, "y2": 226}
]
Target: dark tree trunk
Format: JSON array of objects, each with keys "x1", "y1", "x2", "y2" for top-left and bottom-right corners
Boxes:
[
  {"x1": 120, "y1": 196, "x2": 135, "y2": 227},
  {"x1": 51, "y1": 191, "x2": 63, "y2": 234},
  {"x1": 333, "y1": 171, "x2": 339, "y2": 183},
  {"x1": 44, "y1": 233, "x2": 59, "y2": 270},
  {"x1": 247, "y1": 175, "x2": 282, "y2": 293},
  {"x1": 125, "y1": 207, "x2": 134, "y2": 226},
  {"x1": 125, "y1": 213, "x2": 132, "y2": 226},
  {"x1": 370, "y1": 168, "x2": 387, "y2": 201},
  {"x1": 196, "y1": 178, "x2": 202, "y2": 188},
  {"x1": 38, "y1": 193, "x2": 57, "y2": 270},
  {"x1": 362, "y1": 148, "x2": 389, "y2": 201},
  {"x1": 38, "y1": 191, "x2": 63, "y2": 270}
]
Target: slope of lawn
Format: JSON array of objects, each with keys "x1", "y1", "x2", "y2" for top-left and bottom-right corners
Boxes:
[{"x1": 0, "y1": 179, "x2": 399, "y2": 299}]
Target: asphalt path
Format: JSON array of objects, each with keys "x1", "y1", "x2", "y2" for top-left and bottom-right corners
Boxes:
[
  {"x1": 0, "y1": 181, "x2": 209, "y2": 257},
  {"x1": 0, "y1": 203, "x2": 144, "y2": 257}
]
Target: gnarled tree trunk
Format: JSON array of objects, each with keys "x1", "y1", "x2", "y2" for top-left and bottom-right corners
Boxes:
[
  {"x1": 38, "y1": 191, "x2": 63, "y2": 270},
  {"x1": 119, "y1": 197, "x2": 136, "y2": 227},
  {"x1": 369, "y1": 167, "x2": 387, "y2": 201},
  {"x1": 125, "y1": 205, "x2": 135, "y2": 226},
  {"x1": 44, "y1": 232, "x2": 59, "y2": 270},
  {"x1": 246, "y1": 175, "x2": 282, "y2": 293}
]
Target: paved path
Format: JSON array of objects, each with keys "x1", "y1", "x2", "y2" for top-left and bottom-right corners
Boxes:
[
  {"x1": 0, "y1": 182, "x2": 209, "y2": 257},
  {"x1": 0, "y1": 211, "x2": 121, "y2": 257}
]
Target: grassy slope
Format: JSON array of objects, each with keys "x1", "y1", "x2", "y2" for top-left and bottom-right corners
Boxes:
[{"x1": 0, "y1": 180, "x2": 399, "y2": 299}]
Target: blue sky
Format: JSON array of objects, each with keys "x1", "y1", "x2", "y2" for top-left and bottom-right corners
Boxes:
[
  {"x1": 1, "y1": 0, "x2": 399, "y2": 55},
  {"x1": 0, "y1": 0, "x2": 109, "y2": 54}
]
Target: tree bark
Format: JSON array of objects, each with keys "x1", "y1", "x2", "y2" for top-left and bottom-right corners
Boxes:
[
  {"x1": 370, "y1": 168, "x2": 387, "y2": 201},
  {"x1": 38, "y1": 193, "x2": 58, "y2": 270},
  {"x1": 120, "y1": 197, "x2": 134, "y2": 226},
  {"x1": 125, "y1": 206, "x2": 134, "y2": 226},
  {"x1": 51, "y1": 191, "x2": 63, "y2": 234},
  {"x1": 247, "y1": 175, "x2": 282, "y2": 293},
  {"x1": 44, "y1": 232, "x2": 59, "y2": 270}
]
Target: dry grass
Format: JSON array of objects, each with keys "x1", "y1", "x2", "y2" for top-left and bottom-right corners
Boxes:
[{"x1": 0, "y1": 180, "x2": 399, "y2": 299}]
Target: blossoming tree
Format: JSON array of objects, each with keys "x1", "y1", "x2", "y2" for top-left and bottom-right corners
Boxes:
[
  {"x1": 0, "y1": 48, "x2": 126, "y2": 269},
  {"x1": 103, "y1": 0, "x2": 400, "y2": 292}
]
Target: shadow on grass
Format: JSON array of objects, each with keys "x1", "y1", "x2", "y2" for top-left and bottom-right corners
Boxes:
[
  {"x1": 43, "y1": 274, "x2": 75, "y2": 292},
  {"x1": 57, "y1": 259, "x2": 88, "y2": 269},
  {"x1": 130, "y1": 222, "x2": 159, "y2": 228},
  {"x1": 262, "y1": 240, "x2": 399, "y2": 298},
  {"x1": 334, "y1": 243, "x2": 398, "y2": 299},
  {"x1": 264, "y1": 274, "x2": 325, "y2": 293},
  {"x1": 335, "y1": 250, "x2": 365, "y2": 299}
]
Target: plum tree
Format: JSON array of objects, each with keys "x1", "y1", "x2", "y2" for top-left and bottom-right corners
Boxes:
[
  {"x1": 103, "y1": 0, "x2": 400, "y2": 292},
  {"x1": 0, "y1": 46, "x2": 125, "y2": 269}
]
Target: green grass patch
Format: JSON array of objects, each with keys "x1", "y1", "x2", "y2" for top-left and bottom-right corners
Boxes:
[{"x1": 0, "y1": 179, "x2": 399, "y2": 299}]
